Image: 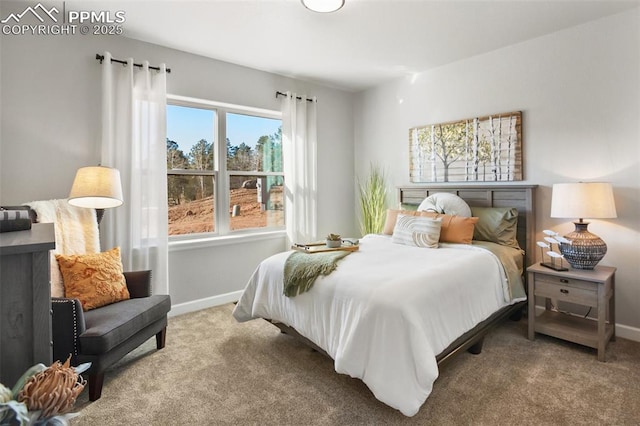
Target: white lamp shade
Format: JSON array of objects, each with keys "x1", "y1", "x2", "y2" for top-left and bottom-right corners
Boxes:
[
  {"x1": 301, "y1": 0, "x2": 345, "y2": 13},
  {"x1": 550, "y1": 182, "x2": 617, "y2": 219},
  {"x1": 68, "y1": 166, "x2": 124, "y2": 209}
]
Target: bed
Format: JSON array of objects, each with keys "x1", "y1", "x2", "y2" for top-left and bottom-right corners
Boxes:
[{"x1": 233, "y1": 184, "x2": 536, "y2": 416}]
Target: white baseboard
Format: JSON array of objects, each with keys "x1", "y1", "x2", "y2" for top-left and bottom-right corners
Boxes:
[
  {"x1": 615, "y1": 323, "x2": 640, "y2": 342},
  {"x1": 534, "y1": 305, "x2": 640, "y2": 343},
  {"x1": 169, "y1": 290, "x2": 243, "y2": 317}
]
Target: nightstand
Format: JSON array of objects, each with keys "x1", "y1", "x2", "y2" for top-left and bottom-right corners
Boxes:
[{"x1": 527, "y1": 263, "x2": 616, "y2": 361}]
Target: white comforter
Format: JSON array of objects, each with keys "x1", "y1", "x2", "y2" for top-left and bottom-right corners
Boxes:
[{"x1": 233, "y1": 234, "x2": 524, "y2": 416}]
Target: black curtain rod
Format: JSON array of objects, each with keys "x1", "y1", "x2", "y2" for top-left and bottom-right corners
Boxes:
[
  {"x1": 276, "y1": 91, "x2": 315, "y2": 103},
  {"x1": 95, "y1": 54, "x2": 171, "y2": 74}
]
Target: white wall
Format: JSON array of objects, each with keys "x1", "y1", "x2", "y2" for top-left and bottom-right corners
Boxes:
[
  {"x1": 0, "y1": 22, "x2": 356, "y2": 310},
  {"x1": 354, "y1": 9, "x2": 640, "y2": 336}
]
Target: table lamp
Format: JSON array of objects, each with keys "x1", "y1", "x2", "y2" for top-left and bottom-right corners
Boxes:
[
  {"x1": 550, "y1": 182, "x2": 617, "y2": 270},
  {"x1": 68, "y1": 166, "x2": 123, "y2": 224}
]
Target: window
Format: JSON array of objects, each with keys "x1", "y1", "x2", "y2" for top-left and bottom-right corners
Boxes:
[{"x1": 166, "y1": 96, "x2": 284, "y2": 238}]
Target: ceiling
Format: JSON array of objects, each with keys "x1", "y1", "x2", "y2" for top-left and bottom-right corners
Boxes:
[{"x1": 67, "y1": 0, "x2": 639, "y2": 92}]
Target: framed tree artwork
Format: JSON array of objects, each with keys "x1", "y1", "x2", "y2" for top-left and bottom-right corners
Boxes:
[{"x1": 409, "y1": 111, "x2": 522, "y2": 182}]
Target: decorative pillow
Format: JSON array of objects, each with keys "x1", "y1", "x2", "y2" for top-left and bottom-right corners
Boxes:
[
  {"x1": 383, "y1": 209, "x2": 422, "y2": 235},
  {"x1": 391, "y1": 214, "x2": 442, "y2": 248},
  {"x1": 419, "y1": 212, "x2": 479, "y2": 244},
  {"x1": 56, "y1": 247, "x2": 130, "y2": 311},
  {"x1": 471, "y1": 206, "x2": 521, "y2": 249},
  {"x1": 417, "y1": 193, "x2": 472, "y2": 217}
]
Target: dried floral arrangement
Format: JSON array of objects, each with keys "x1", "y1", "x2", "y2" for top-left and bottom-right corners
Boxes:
[{"x1": 0, "y1": 357, "x2": 89, "y2": 425}]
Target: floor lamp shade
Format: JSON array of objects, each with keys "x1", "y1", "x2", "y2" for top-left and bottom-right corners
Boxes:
[
  {"x1": 68, "y1": 166, "x2": 124, "y2": 209},
  {"x1": 550, "y1": 182, "x2": 617, "y2": 269}
]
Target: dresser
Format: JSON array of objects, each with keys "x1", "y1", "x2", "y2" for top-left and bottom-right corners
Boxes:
[
  {"x1": 0, "y1": 223, "x2": 55, "y2": 386},
  {"x1": 527, "y1": 262, "x2": 616, "y2": 361}
]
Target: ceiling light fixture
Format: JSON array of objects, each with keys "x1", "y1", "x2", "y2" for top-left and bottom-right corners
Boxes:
[{"x1": 301, "y1": 0, "x2": 345, "y2": 13}]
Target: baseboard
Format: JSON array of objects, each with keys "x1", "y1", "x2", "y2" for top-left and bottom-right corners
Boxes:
[
  {"x1": 534, "y1": 305, "x2": 640, "y2": 343},
  {"x1": 614, "y1": 323, "x2": 640, "y2": 342},
  {"x1": 169, "y1": 290, "x2": 243, "y2": 317}
]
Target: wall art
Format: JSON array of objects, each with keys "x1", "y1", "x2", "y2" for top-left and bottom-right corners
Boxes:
[{"x1": 409, "y1": 111, "x2": 522, "y2": 182}]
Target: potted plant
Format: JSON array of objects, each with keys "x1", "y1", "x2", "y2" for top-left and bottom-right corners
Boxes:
[{"x1": 326, "y1": 233, "x2": 342, "y2": 248}]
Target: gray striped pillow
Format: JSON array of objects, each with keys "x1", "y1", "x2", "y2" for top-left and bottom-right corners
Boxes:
[{"x1": 391, "y1": 214, "x2": 442, "y2": 248}]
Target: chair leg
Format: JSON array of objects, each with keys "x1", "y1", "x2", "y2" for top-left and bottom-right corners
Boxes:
[
  {"x1": 156, "y1": 327, "x2": 167, "y2": 349},
  {"x1": 88, "y1": 372, "x2": 105, "y2": 401}
]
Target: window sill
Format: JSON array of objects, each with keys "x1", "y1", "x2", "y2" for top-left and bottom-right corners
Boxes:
[{"x1": 169, "y1": 230, "x2": 287, "y2": 252}]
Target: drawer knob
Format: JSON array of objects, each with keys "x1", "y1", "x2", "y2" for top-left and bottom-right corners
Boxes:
[
  {"x1": 560, "y1": 279, "x2": 569, "y2": 283},
  {"x1": 560, "y1": 289, "x2": 569, "y2": 294}
]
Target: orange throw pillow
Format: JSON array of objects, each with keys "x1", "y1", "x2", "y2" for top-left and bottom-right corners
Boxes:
[
  {"x1": 419, "y1": 212, "x2": 479, "y2": 244},
  {"x1": 384, "y1": 209, "x2": 478, "y2": 244},
  {"x1": 383, "y1": 209, "x2": 422, "y2": 235},
  {"x1": 56, "y1": 247, "x2": 130, "y2": 311}
]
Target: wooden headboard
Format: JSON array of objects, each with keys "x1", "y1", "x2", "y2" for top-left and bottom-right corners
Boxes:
[{"x1": 398, "y1": 184, "x2": 537, "y2": 269}]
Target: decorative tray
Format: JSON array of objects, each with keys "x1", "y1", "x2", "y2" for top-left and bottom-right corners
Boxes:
[{"x1": 291, "y1": 240, "x2": 359, "y2": 254}]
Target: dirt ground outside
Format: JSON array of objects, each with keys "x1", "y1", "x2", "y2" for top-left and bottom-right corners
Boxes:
[{"x1": 168, "y1": 187, "x2": 283, "y2": 235}]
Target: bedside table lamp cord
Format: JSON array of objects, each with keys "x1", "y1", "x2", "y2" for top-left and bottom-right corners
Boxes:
[{"x1": 550, "y1": 301, "x2": 592, "y2": 319}]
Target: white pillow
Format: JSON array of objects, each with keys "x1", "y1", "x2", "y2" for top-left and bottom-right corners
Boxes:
[
  {"x1": 391, "y1": 214, "x2": 442, "y2": 248},
  {"x1": 417, "y1": 193, "x2": 472, "y2": 217}
]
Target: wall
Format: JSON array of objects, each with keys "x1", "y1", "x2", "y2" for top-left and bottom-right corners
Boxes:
[
  {"x1": 354, "y1": 9, "x2": 640, "y2": 338},
  {"x1": 0, "y1": 8, "x2": 356, "y2": 312}
]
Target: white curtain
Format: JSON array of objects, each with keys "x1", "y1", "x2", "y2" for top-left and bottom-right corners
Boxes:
[
  {"x1": 100, "y1": 51, "x2": 169, "y2": 295},
  {"x1": 281, "y1": 92, "x2": 318, "y2": 245}
]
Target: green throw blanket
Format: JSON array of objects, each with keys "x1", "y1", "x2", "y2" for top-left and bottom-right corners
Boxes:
[{"x1": 283, "y1": 250, "x2": 351, "y2": 297}]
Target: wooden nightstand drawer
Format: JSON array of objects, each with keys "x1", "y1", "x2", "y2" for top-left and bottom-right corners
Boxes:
[
  {"x1": 535, "y1": 279, "x2": 597, "y2": 306},
  {"x1": 536, "y1": 274, "x2": 598, "y2": 290},
  {"x1": 536, "y1": 274, "x2": 596, "y2": 291}
]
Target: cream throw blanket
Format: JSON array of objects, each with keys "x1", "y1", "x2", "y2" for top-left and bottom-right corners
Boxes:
[{"x1": 26, "y1": 199, "x2": 100, "y2": 297}]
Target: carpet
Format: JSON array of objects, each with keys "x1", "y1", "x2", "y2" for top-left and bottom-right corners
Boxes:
[{"x1": 71, "y1": 304, "x2": 640, "y2": 425}]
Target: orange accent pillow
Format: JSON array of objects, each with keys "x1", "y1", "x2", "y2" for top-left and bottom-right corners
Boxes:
[
  {"x1": 419, "y1": 212, "x2": 479, "y2": 244},
  {"x1": 56, "y1": 247, "x2": 130, "y2": 311},
  {"x1": 383, "y1": 209, "x2": 422, "y2": 235},
  {"x1": 384, "y1": 209, "x2": 478, "y2": 244}
]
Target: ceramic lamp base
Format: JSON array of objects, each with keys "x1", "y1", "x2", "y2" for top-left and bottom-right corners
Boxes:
[{"x1": 559, "y1": 221, "x2": 607, "y2": 270}]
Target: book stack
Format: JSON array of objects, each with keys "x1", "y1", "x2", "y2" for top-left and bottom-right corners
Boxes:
[{"x1": 0, "y1": 208, "x2": 32, "y2": 233}]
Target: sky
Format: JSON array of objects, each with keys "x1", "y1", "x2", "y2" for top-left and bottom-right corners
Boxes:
[{"x1": 166, "y1": 105, "x2": 281, "y2": 154}]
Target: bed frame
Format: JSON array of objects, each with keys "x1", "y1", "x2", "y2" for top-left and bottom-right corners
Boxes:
[{"x1": 269, "y1": 184, "x2": 537, "y2": 368}]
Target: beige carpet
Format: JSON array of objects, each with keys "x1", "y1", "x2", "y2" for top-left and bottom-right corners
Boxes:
[{"x1": 71, "y1": 304, "x2": 640, "y2": 425}]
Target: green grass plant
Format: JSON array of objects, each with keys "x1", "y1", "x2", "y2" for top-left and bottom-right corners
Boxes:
[{"x1": 358, "y1": 164, "x2": 387, "y2": 236}]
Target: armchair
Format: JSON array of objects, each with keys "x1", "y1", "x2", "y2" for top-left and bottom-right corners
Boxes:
[
  {"x1": 10, "y1": 204, "x2": 172, "y2": 401},
  {"x1": 52, "y1": 270, "x2": 171, "y2": 400}
]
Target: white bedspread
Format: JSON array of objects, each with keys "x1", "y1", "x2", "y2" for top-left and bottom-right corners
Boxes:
[{"x1": 233, "y1": 234, "x2": 524, "y2": 416}]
